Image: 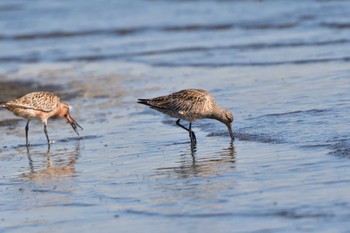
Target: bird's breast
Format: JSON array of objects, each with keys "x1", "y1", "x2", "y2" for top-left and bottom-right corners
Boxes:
[{"x1": 10, "y1": 108, "x2": 40, "y2": 120}]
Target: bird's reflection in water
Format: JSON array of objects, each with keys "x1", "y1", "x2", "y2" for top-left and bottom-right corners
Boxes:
[
  {"x1": 150, "y1": 143, "x2": 236, "y2": 208},
  {"x1": 157, "y1": 142, "x2": 236, "y2": 179},
  {"x1": 16, "y1": 143, "x2": 81, "y2": 209},
  {"x1": 23, "y1": 142, "x2": 80, "y2": 180}
]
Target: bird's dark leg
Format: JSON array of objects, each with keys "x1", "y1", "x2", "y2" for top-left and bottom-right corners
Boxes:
[
  {"x1": 43, "y1": 123, "x2": 51, "y2": 151},
  {"x1": 43, "y1": 123, "x2": 50, "y2": 145},
  {"x1": 188, "y1": 122, "x2": 197, "y2": 144},
  {"x1": 176, "y1": 119, "x2": 197, "y2": 143},
  {"x1": 25, "y1": 120, "x2": 30, "y2": 147},
  {"x1": 176, "y1": 119, "x2": 189, "y2": 131}
]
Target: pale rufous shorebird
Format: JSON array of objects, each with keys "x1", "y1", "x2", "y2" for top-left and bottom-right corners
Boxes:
[
  {"x1": 1, "y1": 91, "x2": 83, "y2": 146},
  {"x1": 138, "y1": 89, "x2": 234, "y2": 144}
]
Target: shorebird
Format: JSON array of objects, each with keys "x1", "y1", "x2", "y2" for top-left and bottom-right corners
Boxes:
[
  {"x1": 1, "y1": 91, "x2": 83, "y2": 146},
  {"x1": 138, "y1": 89, "x2": 234, "y2": 144}
]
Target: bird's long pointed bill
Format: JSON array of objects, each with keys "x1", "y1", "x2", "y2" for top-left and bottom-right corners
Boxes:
[
  {"x1": 66, "y1": 114, "x2": 83, "y2": 135},
  {"x1": 227, "y1": 124, "x2": 235, "y2": 142}
]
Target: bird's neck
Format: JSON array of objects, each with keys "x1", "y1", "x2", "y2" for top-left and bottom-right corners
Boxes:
[{"x1": 209, "y1": 106, "x2": 226, "y2": 123}]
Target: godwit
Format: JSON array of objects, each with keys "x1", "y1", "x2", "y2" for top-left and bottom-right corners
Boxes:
[
  {"x1": 1, "y1": 91, "x2": 83, "y2": 146},
  {"x1": 138, "y1": 89, "x2": 234, "y2": 144}
]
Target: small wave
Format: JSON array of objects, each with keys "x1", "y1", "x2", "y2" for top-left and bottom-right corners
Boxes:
[
  {"x1": 14, "y1": 53, "x2": 348, "y2": 67},
  {"x1": 163, "y1": 23, "x2": 233, "y2": 31},
  {"x1": 234, "y1": 131, "x2": 283, "y2": 144},
  {"x1": 0, "y1": 4, "x2": 22, "y2": 12},
  {"x1": 130, "y1": 39, "x2": 350, "y2": 55},
  {"x1": 0, "y1": 22, "x2": 298, "y2": 41},
  {"x1": 31, "y1": 189, "x2": 69, "y2": 194},
  {"x1": 0, "y1": 27, "x2": 146, "y2": 41},
  {"x1": 153, "y1": 56, "x2": 350, "y2": 67},
  {"x1": 1, "y1": 38, "x2": 350, "y2": 65},
  {"x1": 269, "y1": 210, "x2": 334, "y2": 219},
  {"x1": 61, "y1": 202, "x2": 96, "y2": 207},
  {"x1": 236, "y1": 133, "x2": 283, "y2": 144},
  {"x1": 124, "y1": 208, "x2": 333, "y2": 219},
  {"x1": 251, "y1": 109, "x2": 329, "y2": 119},
  {"x1": 125, "y1": 209, "x2": 233, "y2": 218},
  {"x1": 321, "y1": 22, "x2": 350, "y2": 29},
  {"x1": 299, "y1": 143, "x2": 333, "y2": 149},
  {"x1": 164, "y1": 22, "x2": 296, "y2": 31},
  {"x1": 58, "y1": 135, "x2": 101, "y2": 143},
  {"x1": 328, "y1": 140, "x2": 350, "y2": 158},
  {"x1": 241, "y1": 22, "x2": 296, "y2": 30},
  {"x1": 0, "y1": 55, "x2": 40, "y2": 63}
]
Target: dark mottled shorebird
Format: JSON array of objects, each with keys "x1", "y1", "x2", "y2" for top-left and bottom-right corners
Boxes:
[
  {"x1": 138, "y1": 89, "x2": 234, "y2": 144},
  {"x1": 1, "y1": 91, "x2": 83, "y2": 146}
]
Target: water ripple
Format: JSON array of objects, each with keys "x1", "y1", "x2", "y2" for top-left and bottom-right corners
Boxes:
[
  {"x1": 153, "y1": 56, "x2": 350, "y2": 67},
  {"x1": 0, "y1": 22, "x2": 298, "y2": 41},
  {"x1": 123, "y1": 208, "x2": 334, "y2": 219},
  {"x1": 250, "y1": 109, "x2": 329, "y2": 120},
  {"x1": 321, "y1": 22, "x2": 350, "y2": 29}
]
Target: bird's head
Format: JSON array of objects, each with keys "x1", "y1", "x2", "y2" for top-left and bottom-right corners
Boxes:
[
  {"x1": 57, "y1": 103, "x2": 83, "y2": 135},
  {"x1": 221, "y1": 109, "x2": 235, "y2": 142}
]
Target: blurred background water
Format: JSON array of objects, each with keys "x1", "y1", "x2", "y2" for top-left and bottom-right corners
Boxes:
[{"x1": 0, "y1": 0, "x2": 350, "y2": 232}]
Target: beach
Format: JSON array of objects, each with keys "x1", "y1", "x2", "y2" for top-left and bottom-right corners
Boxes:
[{"x1": 0, "y1": 1, "x2": 350, "y2": 232}]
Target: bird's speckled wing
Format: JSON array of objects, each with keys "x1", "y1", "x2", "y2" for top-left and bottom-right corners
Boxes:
[
  {"x1": 5, "y1": 92, "x2": 60, "y2": 112},
  {"x1": 142, "y1": 89, "x2": 215, "y2": 120}
]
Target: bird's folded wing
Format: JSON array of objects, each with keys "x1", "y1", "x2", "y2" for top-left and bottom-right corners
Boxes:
[{"x1": 3, "y1": 103, "x2": 54, "y2": 112}]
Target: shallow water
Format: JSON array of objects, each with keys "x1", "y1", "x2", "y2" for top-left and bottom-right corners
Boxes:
[{"x1": 1, "y1": 0, "x2": 350, "y2": 232}]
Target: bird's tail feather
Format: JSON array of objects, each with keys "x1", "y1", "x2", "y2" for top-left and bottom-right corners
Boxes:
[{"x1": 0, "y1": 102, "x2": 6, "y2": 108}]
